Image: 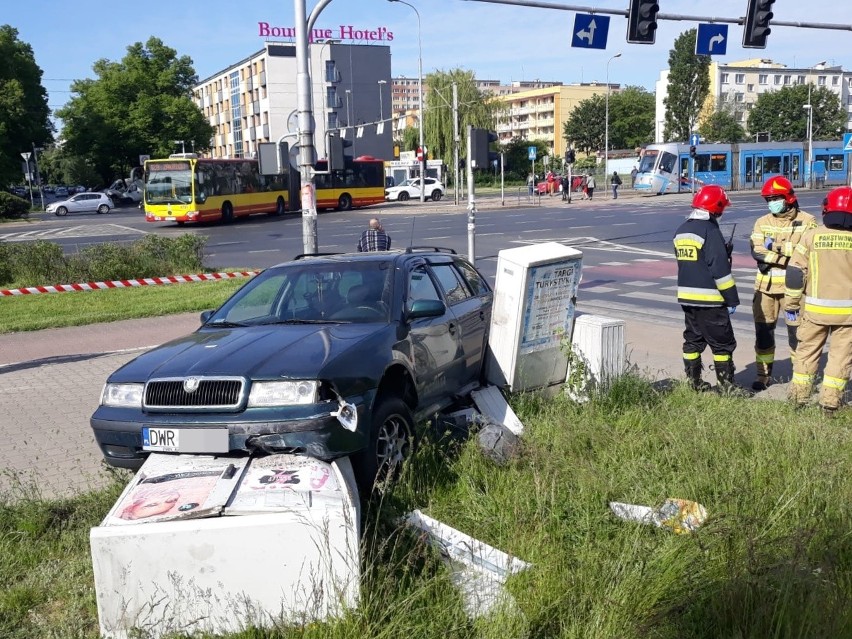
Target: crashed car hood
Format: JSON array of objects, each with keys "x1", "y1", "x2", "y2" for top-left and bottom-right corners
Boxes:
[{"x1": 109, "y1": 323, "x2": 386, "y2": 381}]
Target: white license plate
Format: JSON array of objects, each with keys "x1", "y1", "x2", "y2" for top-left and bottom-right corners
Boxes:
[{"x1": 142, "y1": 427, "x2": 229, "y2": 453}]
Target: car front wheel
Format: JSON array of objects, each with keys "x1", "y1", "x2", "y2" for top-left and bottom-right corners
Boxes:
[
  {"x1": 398, "y1": 191, "x2": 410, "y2": 202},
  {"x1": 353, "y1": 397, "x2": 414, "y2": 493},
  {"x1": 55, "y1": 206, "x2": 68, "y2": 217}
]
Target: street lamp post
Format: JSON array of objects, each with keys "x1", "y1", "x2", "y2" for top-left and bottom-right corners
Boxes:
[
  {"x1": 604, "y1": 53, "x2": 621, "y2": 196},
  {"x1": 377, "y1": 80, "x2": 387, "y2": 121},
  {"x1": 344, "y1": 89, "x2": 352, "y2": 127},
  {"x1": 388, "y1": 0, "x2": 425, "y2": 202},
  {"x1": 804, "y1": 96, "x2": 814, "y2": 189}
]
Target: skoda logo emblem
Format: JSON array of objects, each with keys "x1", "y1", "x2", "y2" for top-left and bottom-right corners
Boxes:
[{"x1": 183, "y1": 377, "x2": 200, "y2": 393}]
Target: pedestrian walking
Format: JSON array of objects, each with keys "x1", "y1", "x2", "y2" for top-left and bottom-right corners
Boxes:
[
  {"x1": 748, "y1": 177, "x2": 817, "y2": 391},
  {"x1": 610, "y1": 171, "x2": 622, "y2": 199},
  {"x1": 784, "y1": 186, "x2": 852, "y2": 416},
  {"x1": 673, "y1": 185, "x2": 741, "y2": 393},
  {"x1": 585, "y1": 173, "x2": 596, "y2": 200},
  {"x1": 357, "y1": 218, "x2": 391, "y2": 252},
  {"x1": 527, "y1": 172, "x2": 534, "y2": 196},
  {"x1": 546, "y1": 171, "x2": 556, "y2": 197},
  {"x1": 630, "y1": 166, "x2": 638, "y2": 188}
]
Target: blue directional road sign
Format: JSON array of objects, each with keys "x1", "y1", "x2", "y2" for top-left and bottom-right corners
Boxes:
[
  {"x1": 843, "y1": 133, "x2": 852, "y2": 154},
  {"x1": 528, "y1": 146, "x2": 537, "y2": 161},
  {"x1": 695, "y1": 23, "x2": 729, "y2": 56},
  {"x1": 690, "y1": 133, "x2": 701, "y2": 146},
  {"x1": 572, "y1": 13, "x2": 610, "y2": 50}
]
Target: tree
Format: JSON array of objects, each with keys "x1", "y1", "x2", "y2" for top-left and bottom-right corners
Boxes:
[
  {"x1": 748, "y1": 84, "x2": 845, "y2": 142},
  {"x1": 699, "y1": 98, "x2": 747, "y2": 143},
  {"x1": 501, "y1": 137, "x2": 548, "y2": 180},
  {"x1": 0, "y1": 25, "x2": 53, "y2": 187},
  {"x1": 562, "y1": 87, "x2": 654, "y2": 155},
  {"x1": 423, "y1": 68, "x2": 500, "y2": 180},
  {"x1": 401, "y1": 127, "x2": 420, "y2": 152},
  {"x1": 563, "y1": 94, "x2": 605, "y2": 155},
  {"x1": 663, "y1": 29, "x2": 710, "y2": 142},
  {"x1": 56, "y1": 37, "x2": 213, "y2": 185}
]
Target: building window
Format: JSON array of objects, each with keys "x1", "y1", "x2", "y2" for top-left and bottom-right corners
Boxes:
[
  {"x1": 721, "y1": 73, "x2": 729, "y2": 83},
  {"x1": 833, "y1": 75, "x2": 840, "y2": 86},
  {"x1": 327, "y1": 111, "x2": 339, "y2": 130},
  {"x1": 735, "y1": 73, "x2": 745, "y2": 84},
  {"x1": 783, "y1": 75, "x2": 791, "y2": 85},
  {"x1": 735, "y1": 93, "x2": 744, "y2": 102},
  {"x1": 774, "y1": 75, "x2": 782, "y2": 85},
  {"x1": 818, "y1": 76, "x2": 826, "y2": 86},
  {"x1": 747, "y1": 84, "x2": 755, "y2": 92},
  {"x1": 758, "y1": 74, "x2": 768, "y2": 85}
]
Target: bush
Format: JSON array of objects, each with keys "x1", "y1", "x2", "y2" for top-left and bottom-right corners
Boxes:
[{"x1": 0, "y1": 192, "x2": 30, "y2": 219}]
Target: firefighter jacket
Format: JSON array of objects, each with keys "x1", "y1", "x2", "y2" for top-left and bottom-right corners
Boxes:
[
  {"x1": 750, "y1": 208, "x2": 817, "y2": 294},
  {"x1": 674, "y1": 211, "x2": 740, "y2": 308},
  {"x1": 784, "y1": 225, "x2": 852, "y2": 326}
]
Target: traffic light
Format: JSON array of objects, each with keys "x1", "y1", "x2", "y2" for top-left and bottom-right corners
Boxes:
[
  {"x1": 626, "y1": 0, "x2": 659, "y2": 44},
  {"x1": 565, "y1": 149, "x2": 576, "y2": 164},
  {"x1": 689, "y1": 145, "x2": 697, "y2": 158},
  {"x1": 742, "y1": 0, "x2": 774, "y2": 48},
  {"x1": 328, "y1": 133, "x2": 352, "y2": 171},
  {"x1": 470, "y1": 128, "x2": 498, "y2": 169}
]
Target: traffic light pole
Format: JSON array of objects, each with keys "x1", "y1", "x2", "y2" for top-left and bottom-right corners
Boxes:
[
  {"x1": 466, "y1": 125, "x2": 476, "y2": 263},
  {"x1": 453, "y1": 82, "x2": 459, "y2": 206}
]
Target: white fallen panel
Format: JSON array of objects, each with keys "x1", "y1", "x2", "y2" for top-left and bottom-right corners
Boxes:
[{"x1": 471, "y1": 386, "x2": 524, "y2": 436}]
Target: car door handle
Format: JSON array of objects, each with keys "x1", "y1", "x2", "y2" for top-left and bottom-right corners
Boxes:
[{"x1": 448, "y1": 322, "x2": 456, "y2": 335}]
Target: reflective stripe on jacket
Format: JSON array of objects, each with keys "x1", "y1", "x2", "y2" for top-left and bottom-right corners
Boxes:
[
  {"x1": 750, "y1": 210, "x2": 817, "y2": 295},
  {"x1": 674, "y1": 214, "x2": 740, "y2": 308},
  {"x1": 784, "y1": 227, "x2": 852, "y2": 325}
]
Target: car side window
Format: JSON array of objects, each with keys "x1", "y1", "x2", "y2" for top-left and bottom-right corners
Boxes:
[
  {"x1": 454, "y1": 259, "x2": 490, "y2": 296},
  {"x1": 407, "y1": 266, "x2": 441, "y2": 308},
  {"x1": 431, "y1": 264, "x2": 471, "y2": 305}
]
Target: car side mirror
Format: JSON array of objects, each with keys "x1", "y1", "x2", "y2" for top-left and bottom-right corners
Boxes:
[
  {"x1": 407, "y1": 299, "x2": 445, "y2": 320},
  {"x1": 200, "y1": 309, "x2": 215, "y2": 324}
]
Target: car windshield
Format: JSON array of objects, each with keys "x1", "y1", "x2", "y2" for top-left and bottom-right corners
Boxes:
[
  {"x1": 207, "y1": 261, "x2": 394, "y2": 325},
  {"x1": 399, "y1": 179, "x2": 418, "y2": 188}
]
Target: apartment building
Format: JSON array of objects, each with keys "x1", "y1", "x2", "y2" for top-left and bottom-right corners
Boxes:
[
  {"x1": 495, "y1": 83, "x2": 616, "y2": 159},
  {"x1": 193, "y1": 42, "x2": 393, "y2": 161},
  {"x1": 654, "y1": 59, "x2": 852, "y2": 142}
]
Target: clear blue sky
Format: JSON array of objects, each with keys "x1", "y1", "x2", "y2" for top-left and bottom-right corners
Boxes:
[{"x1": 7, "y1": 0, "x2": 852, "y2": 130}]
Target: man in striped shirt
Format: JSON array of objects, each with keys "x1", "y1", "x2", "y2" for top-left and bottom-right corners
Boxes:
[{"x1": 357, "y1": 218, "x2": 392, "y2": 252}]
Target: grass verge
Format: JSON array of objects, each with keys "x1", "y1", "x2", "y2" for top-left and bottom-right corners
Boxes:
[
  {"x1": 0, "y1": 279, "x2": 246, "y2": 333},
  {"x1": 2, "y1": 376, "x2": 849, "y2": 638}
]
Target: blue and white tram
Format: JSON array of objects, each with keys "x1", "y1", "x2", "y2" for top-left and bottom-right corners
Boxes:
[{"x1": 635, "y1": 140, "x2": 847, "y2": 194}]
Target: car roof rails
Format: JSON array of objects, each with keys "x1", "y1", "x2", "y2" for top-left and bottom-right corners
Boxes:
[
  {"x1": 405, "y1": 246, "x2": 457, "y2": 255},
  {"x1": 293, "y1": 252, "x2": 342, "y2": 260}
]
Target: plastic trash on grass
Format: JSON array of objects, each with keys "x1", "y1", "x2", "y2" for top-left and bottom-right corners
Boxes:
[{"x1": 609, "y1": 498, "x2": 707, "y2": 534}]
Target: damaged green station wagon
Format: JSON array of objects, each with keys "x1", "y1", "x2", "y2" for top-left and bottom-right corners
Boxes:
[{"x1": 91, "y1": 248, "x2": 493, "y2": 488}]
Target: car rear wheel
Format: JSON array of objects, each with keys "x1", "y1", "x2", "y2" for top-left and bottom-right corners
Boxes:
[
  {"x1": 338, "y1": 193, "x2": 353, "y2": 211},
  {"x1": 97, "y1": 204, "x2": 110, "y2": 214},
  {"x1": 398, "y1": 191, "x2": 410, "y2": 202},
  {"x1": 431, "y1": 190, "x2": 442, "y2": 202},
  {"x1": 353, "y1": 397, "x2": 414, "y2": 493},
  {"x1": 55, "y1": 206, "x2": 68, "y2": 217}
]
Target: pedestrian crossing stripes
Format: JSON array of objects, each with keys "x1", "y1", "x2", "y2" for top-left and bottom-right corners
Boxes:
[{"x1": 0, "y1": 224, "x2": 146, "y2": 242}]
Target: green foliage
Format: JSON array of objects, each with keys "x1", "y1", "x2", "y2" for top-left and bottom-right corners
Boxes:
[
  {"x1": 664, "y1": 30, "x2": 711, "y2": 142},
  {"x1": 0, "y1": 235, "x2": 207, "y2": 288},
  {"x1": 748, "y1": 84, "x2": 846, "y2": 142},
  {"x1": 37, "y1": 148, "x2": 101, "y2": 190},
  {"x1": 424, "y1": 69, "x2": 501, "y2": 185},
  {"x1": 566, "y1": 87, "x2": 655, "y2": 154},
  {"x1": 401, "y1": 126, "x2": 420, "y2": 152},
  {"x1": 699, "y1": 102, "x2": 747, "y2": 143},
  {"x1": 500, "y1": 138, "x2": 549, "y2": 181},
  {"x1": 56, "y1": 37, "x2": 213, "y2": 185},
  {"x1": 0, "y1": 192, "x2": 30, "y2": 219},
  {"x1": 0, "y1": 26, "x2": 53, "y2": 189}
]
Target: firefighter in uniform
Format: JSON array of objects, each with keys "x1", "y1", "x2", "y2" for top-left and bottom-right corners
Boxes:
[
  {"x1": 674, "y1": 185, "x2": 740, "y2": 392},
  {"x1": 749, "y1": 176, "x2": 817, "y2": 390},
  {"x1": 784, "y1": 186, "x2": 852, "y2": 416}
]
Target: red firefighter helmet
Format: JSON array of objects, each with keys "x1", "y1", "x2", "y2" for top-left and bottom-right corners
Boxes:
[
  {"x1": 692, "y1": 185, "x2": 731, "y2": 216},
  {"x1": 760, "y1": 176, "x2": 797, "y2": 205},
  {"x1": 822, "y1": 186, "x2": 852, "y2": 215}
]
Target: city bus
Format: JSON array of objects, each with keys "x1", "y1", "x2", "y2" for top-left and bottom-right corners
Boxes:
[
  {"x1": 144, "y1": 155, "x2": 289, "y2": 224},
  {"x1": 313, "y1": 155, "x2": 385, "y2": 211}
]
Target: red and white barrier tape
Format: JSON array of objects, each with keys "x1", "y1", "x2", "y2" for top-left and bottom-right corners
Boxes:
[{"x1": 0, "y1": 271, "x2": 261, "y2": 297}]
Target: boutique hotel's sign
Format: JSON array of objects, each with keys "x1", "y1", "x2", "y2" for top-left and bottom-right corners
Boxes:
[{"x1": 258, "y1": 23, "x2": 394, "y2": 41}]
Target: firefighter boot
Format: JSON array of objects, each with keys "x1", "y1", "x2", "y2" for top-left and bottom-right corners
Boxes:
[
  {"x1": 752, "y1": 361, "x2": 773, "y2": 392},
  {"x1": 715, "y1": 361, "x2": 750, "y2": 396},
  {"x1": 685, "y1": 360, "x2": 712, "y2": 392}
]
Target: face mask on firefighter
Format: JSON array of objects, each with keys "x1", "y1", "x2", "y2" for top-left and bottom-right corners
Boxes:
[{"x1": 767, "y1": 199, "x2": 786, "y2": 215}]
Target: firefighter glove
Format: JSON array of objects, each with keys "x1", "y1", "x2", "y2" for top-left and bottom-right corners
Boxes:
[
  {"x1": 764, "y1": 237, "x2": 774, "y2": 251},
  {"x1": 785, "y1": 309, "x2": 800, "y2": 324}
]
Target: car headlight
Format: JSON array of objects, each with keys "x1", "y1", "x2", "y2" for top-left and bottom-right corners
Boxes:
[
  {"x1": 101, "y1": 383, "x2": 144, "y2": 407},
  {"x1": 248, "y1": 380, "x2": 319, "y2": 407}
]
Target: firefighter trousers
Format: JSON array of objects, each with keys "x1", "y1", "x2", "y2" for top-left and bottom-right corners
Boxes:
[
  {"x1": 753, "y1": 291, "x2": 799, "y2": 378},
  {"x1": 789, "y1": 318, "x2": 852, "y2": 410},
  {"x1": 681, "y1": 306, "x2": 737, "y2": 368}
]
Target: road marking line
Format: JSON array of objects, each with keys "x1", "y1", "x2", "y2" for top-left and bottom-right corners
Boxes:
[
  {"x1": 582, "y1": 286, "x2": 620, "y2": 293},
  {"x1": 623, "y1": 281, "x2": 657, "y2": 287},
  {"x1": 599, "y1": 261, "x2": 631, "y2": 266}
]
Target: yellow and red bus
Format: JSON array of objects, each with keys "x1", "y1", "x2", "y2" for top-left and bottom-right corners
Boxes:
[
  {"x1": 144, "y1": 155, "x2": 289, "y2": 224},
  {"x1": 313, "y1": 155, "x2": 385, "y2": 211}
]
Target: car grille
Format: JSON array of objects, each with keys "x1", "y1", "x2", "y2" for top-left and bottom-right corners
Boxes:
[{"x1": 144, "y1": 377, "x2": 245, "y2": 410}]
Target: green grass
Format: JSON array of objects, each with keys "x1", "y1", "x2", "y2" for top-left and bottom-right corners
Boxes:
[
  {"x1": 0, "y1": 279, "x2": 247, "y2": 333},
  {"x1": 2, "y1": 377, "x2": 849, "y2": 638}
]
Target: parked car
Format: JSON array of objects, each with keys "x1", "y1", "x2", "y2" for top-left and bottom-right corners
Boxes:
[
  {"x1": 9, "y1": 186, "x2": 28, "y2": 198},
  {"x1": 54, "y1": 186, "x2": 69, "y2": 197},
  {"x1": 537, "y1": 175, "x2": 563, "y2": 195},
  {"x1": 46, "y1": 192, "x2": 113, "y2": 216},
  {"x1": 90, "y1": 248, "x2": 493, "y2": 490},
  {"x1": 385, "y1": 177, "x2": 444, "y2": 202}
]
